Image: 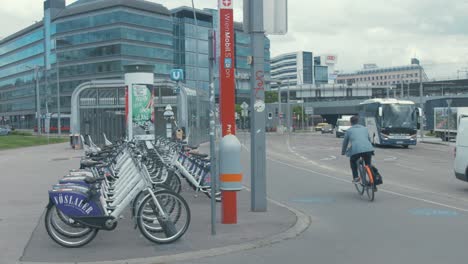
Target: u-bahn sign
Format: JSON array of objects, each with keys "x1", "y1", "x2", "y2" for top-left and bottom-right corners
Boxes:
[{"x1": 170, "y1": 69, "x2": 184, "y2": 81}]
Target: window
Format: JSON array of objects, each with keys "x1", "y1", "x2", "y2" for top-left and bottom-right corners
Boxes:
[
  {"x1": 57, "y1": 27, "x2": 173, "y2": 47},
  {"x1": 0, "y1": 56, "x2": 44, "y2": 79},
  {"x1": 0, "y1": 42, "x2": 44, "y2": 67},
  {"x1": 60, "y1": 60, "x2": 122, "y2": 78},
  {"x1": 0, "y1": 29, "x2": 44, "y2": 55},
  {"x1": 57, "y1": 10, "x2": 173, "y2": 33},
  {"x1": 315, "y1": 89, "x2": 321, "y2": 97}
]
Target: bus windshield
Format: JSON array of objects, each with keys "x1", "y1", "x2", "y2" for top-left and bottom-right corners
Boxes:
[{"x1": 382, "y1": 104, "x2": 417, "y2": 129}]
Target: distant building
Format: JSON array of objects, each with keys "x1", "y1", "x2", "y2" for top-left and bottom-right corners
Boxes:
[
  {"x1": 336, "y1": 59, "x2": 428, "y2": 87},
  {"x1": 271, "y1": 51, "x2": 328, "y2": 89}
]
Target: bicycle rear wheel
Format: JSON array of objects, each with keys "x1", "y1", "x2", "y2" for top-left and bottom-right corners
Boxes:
[
  {"x1": 45, "y1": 204, "x2": 99, "y2": 248},
  {"x1": 364, "y1": 166, "x2": 375, "y2": 201},
  {"x1": 354, "y1": 182, "x2": 364, "y2": 195},
  {"x1": 137, "y1": 189, "x2": 190, "y2": 244},
  {"x1": 355, "y1": 161, "x2": 366, "y2": 196}
]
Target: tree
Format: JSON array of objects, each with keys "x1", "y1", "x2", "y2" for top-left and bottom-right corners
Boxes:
[
  {"x1": 235, "y1": 104, "x2": 242, "y2": 115},
  {"x1": 265, "y1": 91, "x2": 278, "y2": 103},
  {"x1": 292, "y1": 105, "x2": 304, "y2": 117}
]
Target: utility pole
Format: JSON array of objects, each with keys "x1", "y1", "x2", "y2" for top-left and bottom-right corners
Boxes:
[
  {"x1": 407, "y1": 83, "x2": 410, "y2": 98},
  {"x1": 245, "y1": 0, "x2": 267, "y2": 212},
  {"x1": 277, "y1": 81, "x2": 282, "y2": 127},
  {"x1": 287, "y1": 78, "x2": 291, "y2": 132},
  {"x1": 400, "y1": 80, "x2": 404, "y2": 98},
  {"x1": 208, "y1": 29, "x2": 217, "y2": 235},
  {"x1": 34, "y1": 66, "x2": 42, "y2": 135},
  {"x1": 56, "y1": 39, "x2": 61, "y2": 136},
  {"x1": 419, "y1": 65, "x2": 424, "y2": 140}
]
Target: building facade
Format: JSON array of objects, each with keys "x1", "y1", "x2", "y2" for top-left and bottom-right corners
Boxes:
[
  {"x1": 172, "y1": 7, "x2": 211, "y2": 91},
  {"x1": 336, "y1": 60, "x2": 429, "y2": 87},
  {"x1": 270, "y1": 51, "x2": 328, "y2": 90},
  {"x1": 0, "y1": 0, "x2": 271, "y2": 129}
]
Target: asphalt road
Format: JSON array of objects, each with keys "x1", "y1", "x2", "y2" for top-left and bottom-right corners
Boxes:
[{"x1": 176, "y1": 132, "x2": 468, "y2": 264}]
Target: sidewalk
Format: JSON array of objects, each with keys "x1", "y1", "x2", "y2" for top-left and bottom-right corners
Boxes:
[
  {"x1": 0, "y1": 143, "x2": 306, "y2": 264},
  {"x1": 418, "y1": 136, "x2": 455, "y2": 146}
]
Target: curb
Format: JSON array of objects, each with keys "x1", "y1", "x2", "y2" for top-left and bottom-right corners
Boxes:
[
  {"x1": 19, "y1": 200, "x2": 311, "y2": 264},
  {"x1": 419, "y1": 140, "x2": 450, "y2": 146}
]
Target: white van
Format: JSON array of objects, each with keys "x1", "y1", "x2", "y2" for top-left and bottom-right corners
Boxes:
[
  {"x1": 454, "y1": 116, "x2": 468, "y2": 182},
  {"x1": 335, "y1": 115, "x2": 352, "y2": 138}
]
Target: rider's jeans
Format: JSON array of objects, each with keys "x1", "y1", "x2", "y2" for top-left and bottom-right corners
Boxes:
[{"x1": 350, "y1": 152, "x2": 373, "y2": 179}]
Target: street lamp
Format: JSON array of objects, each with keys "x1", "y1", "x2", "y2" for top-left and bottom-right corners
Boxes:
[
  {"x1": 26, "y1": 65, "x2": 43, "y2": 135},
  {"x1": 55, "y1": 38, "x2": 62, "y2": 136},
  {"x1": 297, "y1": 68, "x2": 309, "y2": 130},
  {"x1": 287, "y1": 77, "x2": 291, "y2": 132},
  {"x1": 273, "y1": 79, "x2": 282, "y2": 128}
]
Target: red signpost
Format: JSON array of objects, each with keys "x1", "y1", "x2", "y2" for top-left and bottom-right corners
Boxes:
[{"x1": 219, "y1": 0, "x2": 237, "y2": 224}]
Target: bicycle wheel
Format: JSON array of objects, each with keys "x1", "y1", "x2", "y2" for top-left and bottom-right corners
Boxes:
[
  {"x1": 131, "y1": 185, "x2": 171, "y2": 218},
  {"x1": 51, "y1": 207, "x2": 93, "y2": 238},
  {"x1": 45, "y1": 204, "x2": 99, "y2": 248},
  {"x1": 167, "y1": 172, "x2": 182, "y2": 194},
  {"x1": 137, "y1": 189, "x2": 190, "y2": 244},
  {"x1": 137, "y1": 189, "x2": 183, "y2": 234},
  {"x1": 364, "y1": 166, "x2": 375, "y2": 201},
  {"x1": 355, "y1": 161, "x2": 365, "y2": 196}
]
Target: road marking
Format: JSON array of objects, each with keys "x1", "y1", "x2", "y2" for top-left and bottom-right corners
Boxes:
[
  {"x1": 395, "y1": 163, "x2": 424, "y2": 172},
  {"x1": 320, "y1": 155, "x2": 337, "y2": 161},
  {"x1": 383, "y1": 156, "x2": 397, "y2": 161},
  {"x1": 409, "y1": 208, "x2": 459, "y2": 217},
  {"x1": 291, "y1": 197, "x2": 335, "y2": 204}
]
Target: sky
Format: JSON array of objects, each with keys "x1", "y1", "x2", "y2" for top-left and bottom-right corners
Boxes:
[{"x1": 1, "y1": 0, "x2": 468, "y2": 80}]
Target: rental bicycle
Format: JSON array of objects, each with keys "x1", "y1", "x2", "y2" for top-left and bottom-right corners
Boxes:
[{"x1": 353, "y1": 157, "x2": 376, "y2": 201}]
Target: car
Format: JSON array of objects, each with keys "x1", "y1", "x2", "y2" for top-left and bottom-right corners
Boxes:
[
  {"x1": 321, "y1": 124, "x2": 334, "y2": 134},
  {"x1": 454, "y1": 116, "x2": 468, "y2": 182},
  {"x1": 315, "y1": 122, "x2": 329, "y2": 131},
  {"x1": 335, "y1": 117, "x2": 352, "y2": 138},
  {"x1": 0, "y1": 126, "x2": 11, "y2": 136}
]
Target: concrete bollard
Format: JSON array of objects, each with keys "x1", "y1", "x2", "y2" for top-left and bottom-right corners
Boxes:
[{"x1": 219, "y1": 134, "x2": 243, "y2": 224}]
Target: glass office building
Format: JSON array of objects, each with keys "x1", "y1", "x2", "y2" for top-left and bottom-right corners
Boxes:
[
  {"x1": 0, "y1": 0, "x2": 271, "y2": 129},
  {"x1": 172, "y1": 7, "x2": 211, "y2": 91},
  {"x1": 175, "y1": 8, "x2": 271, "y2": 101}
]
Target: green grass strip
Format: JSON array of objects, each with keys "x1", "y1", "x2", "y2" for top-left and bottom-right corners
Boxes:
[{"x1": 0, "y1": 135, "x2": 69, "y2": 150}]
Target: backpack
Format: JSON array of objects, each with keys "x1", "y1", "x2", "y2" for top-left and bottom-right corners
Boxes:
[{"x1": 370, "y1": 165, "x2": 383, "y2": 185}]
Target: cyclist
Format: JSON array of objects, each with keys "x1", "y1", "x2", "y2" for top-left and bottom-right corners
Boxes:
[{"x1": 341, "y1": 115, "x2": 375, "y2": 185}]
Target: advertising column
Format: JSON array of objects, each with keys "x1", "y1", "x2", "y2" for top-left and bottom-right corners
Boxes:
[
  {"x1": 124, "y1": 64, "x2": 155, "y2": 140},
  {"x1": 219, "y1": 0, "x2": 240, "y2": 224},
  {"x1": 219, "y1": 0, "x2": 235, "y2": 135}
]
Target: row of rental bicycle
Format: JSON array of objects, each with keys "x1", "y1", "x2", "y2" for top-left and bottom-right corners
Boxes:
[{"x1": 45, "y1": 134, "x2": 219, "y2": 247}]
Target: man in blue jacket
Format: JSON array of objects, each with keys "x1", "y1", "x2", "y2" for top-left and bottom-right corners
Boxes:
[{"x1": 341, "y1": 115, "x2": 374, "y2": 183}]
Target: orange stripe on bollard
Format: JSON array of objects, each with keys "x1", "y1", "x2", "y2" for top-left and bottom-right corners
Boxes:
[{"x1": 220, "y1": 174, "x2": 242, "y2": 182}]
